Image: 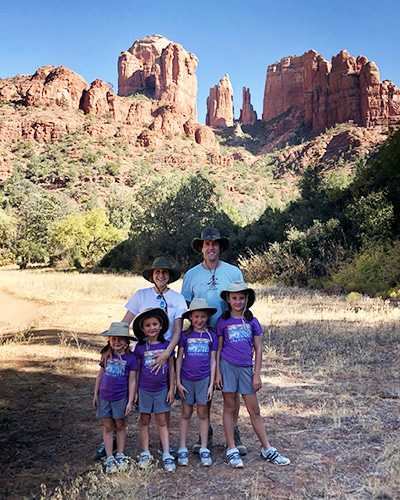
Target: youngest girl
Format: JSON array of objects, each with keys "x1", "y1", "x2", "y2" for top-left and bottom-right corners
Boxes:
[
  {"x1": 215, "y1": 281, "x2": 290, "y2": 468},
  {"x1": 176, "y1": 298, "x2": 218, "y2": 467},
  {"x1": 133, "y1": 308, "x2": 176, "y2": 472},
  {"x1": 93, "y1": 322, "x2": 138, "y2": 474}
]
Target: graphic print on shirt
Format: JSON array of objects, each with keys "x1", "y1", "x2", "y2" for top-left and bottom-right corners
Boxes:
[
  {"x1": 144, "y1": 349, "x2": 165, "y2": 368},
  {"x1": 187, "y1": 338, "x2": 210, "y2": 356},
  {"x1": 227, "y1": 323, "x2": 251, "y2": 342},
  {"x1": 105, "y1": 359, "x2": 127, "y2": 378},
  {"x1": 203, "y1": 275, "x2": 219, "y2": 290}
]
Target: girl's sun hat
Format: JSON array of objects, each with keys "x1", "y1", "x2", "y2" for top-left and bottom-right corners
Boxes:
[
  {"x1": 220, "y1": 281, "x2": 256, "y2": 309},
  {"x1": 132, "y1": 307, "x2": 169, "y2": 339},
  {"x1": 99, "y1": 322, "x2": 136, "y2": 338},
  {"x1": 182, "y1": 298, "x2": 218, "y2": 321},
  {"x1": 142, "y1": 256, "x2": 181, "y2": 283}
]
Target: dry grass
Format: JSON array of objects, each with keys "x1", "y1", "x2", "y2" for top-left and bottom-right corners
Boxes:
[{"x1": 0, "y1": 268, "x2": 399, "y2": 500}]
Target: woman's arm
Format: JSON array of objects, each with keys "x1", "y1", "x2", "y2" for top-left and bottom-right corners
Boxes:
[
  {"x1": 149, "y1": 317, "x2": 183, "y2": 373},
  {"x1": 252, "y1": 335, "x2": 263, "y2": 392},
  {"x1": 121, "y1": 310, "x2": 135, "y2": 325}
]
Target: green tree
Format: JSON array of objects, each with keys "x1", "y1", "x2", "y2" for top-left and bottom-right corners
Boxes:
[{"x1": 51, "y1": 207, "x2": 127, "y2": 266}]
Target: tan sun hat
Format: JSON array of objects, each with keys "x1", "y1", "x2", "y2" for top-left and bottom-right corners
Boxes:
[
  {"x1": 142, "y1": 256, "x2": 181, "y2": 283},
  {"x1": 220, "y1": 281, "x2": 256, "y2": 308},
  {"x1": 191, "y1": 227, "x2": 229, "y2": 253},
  {"x1": 182, "y1": 298, "x2": 218, "y2": 321},
  {"x1": 132, "y1": 307, "x2": 169, "y2": 341},
  {"x1": 99, "y1": 322, "x2": 135, "y2": 338}
]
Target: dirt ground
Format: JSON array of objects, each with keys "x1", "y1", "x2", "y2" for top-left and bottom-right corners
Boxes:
[{"x1": 0, "y1": 289, "x2": 399, "y2": 500}]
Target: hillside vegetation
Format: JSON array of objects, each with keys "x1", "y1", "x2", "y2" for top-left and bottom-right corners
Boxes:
[{"x1": 1, "y1": 90, "x2": 399, "y2": 296}]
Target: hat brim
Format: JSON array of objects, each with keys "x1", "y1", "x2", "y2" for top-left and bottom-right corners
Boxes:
[
  {"x1": 133, "y1": 308, "x2": 170, "y2": 340},
  {"x1": 99, "y1": 330, "x2": 136, "y2": 339},
  {"x1": 220, "y1": 289, "x2": 255, "y2": 309},
  {"x1": 142, "y1": 268, "x2": 181, "y2": 283},
  {"x1": 182, "y1": 306, "x2": 218, "y2": 321},
  {"x1": 192, "y1": 237, "x2": 229, "y2": 253}
]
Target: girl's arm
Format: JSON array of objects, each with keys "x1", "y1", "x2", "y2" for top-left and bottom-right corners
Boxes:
[
  {"x1": 252, "y1": 335, "x2": 263, "y2": 392},
  {"x1": 125, "y1": 369, "x2": 137, "y2": 416},
  {"x1": 166, "y1": 356, "x2": 175, "y2": 405},
  {"x1": 175, "y1": 346, "x2": 188, "y2": 400},
  {"x1": 215, "y1": 335, "x2": 224, "y2": 390},
  {"x1": 93, "y1": 367, "x2": 104, "y2": 408},
  {"x1": 207, "y1": 351, "x2": 217, "y2": 401},
  {"x1": 149, "y1": 317, "x2": 183, "y2": 374}
]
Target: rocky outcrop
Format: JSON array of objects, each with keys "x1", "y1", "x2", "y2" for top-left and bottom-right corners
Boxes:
[
  {"x1": 117, "y1": 34, "x2": 198, "y2": 120},
  {"x1": 206, "y1": 74, "x2": 234, "y2": 128},
  {"x1": 25, "y1": 66, "x2": 89, "y2": 109},
  {"x1": 262, "y1": 49, "x2": 400, "y2": 133},
  {"x1": 239, "y1": 87, "x2": 257, "y2": 125}
]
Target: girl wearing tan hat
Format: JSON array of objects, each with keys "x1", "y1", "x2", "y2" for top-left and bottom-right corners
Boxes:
[
  {"x1": 175, "y1": 298, "x2": 218, "y2": 467},
  {"x1": 216, "y1": 282, "x2": 290, "y2": 468}
]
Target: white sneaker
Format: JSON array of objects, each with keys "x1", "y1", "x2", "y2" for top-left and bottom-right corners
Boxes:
[
  {"x1": 200, "y1": 448, "x2": 212, "y2": 467},
  {"x1": 104, "y1": 456, "x2": 117, "y2": 474},
  {"x1": 261, "y1": 446, "x2": 290, "y2": 466}
]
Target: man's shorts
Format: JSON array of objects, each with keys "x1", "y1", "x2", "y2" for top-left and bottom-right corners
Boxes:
[
  {"x1": 220, "y1": 357, "x2": 255, "y2": 394},
  {"x1": 181, "y1": 376, "x2": 210, "y2": 406},
  {"x1": 97, "y1": 396, "x2": 128, "y2": 419},
  {"x1": 138, "y1": 387, "x2": 171, "y2": 414}
]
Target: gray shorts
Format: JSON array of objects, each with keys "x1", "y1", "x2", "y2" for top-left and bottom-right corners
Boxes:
[
  {"x1": 97, "y1": 396, "x2": 128, "y2": 419},
  {"x1": 181, "y1": 377, "x2": 210, "y2": 406},
  {"x1": 220, "y1": 357, "x2": 255, "y2": 395},
  {"x1": 138, "y1": 387, "x2": 171, "y2": 414}
]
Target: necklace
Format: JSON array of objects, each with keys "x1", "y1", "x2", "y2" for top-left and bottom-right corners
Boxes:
[
  {"x1": 204, "y1": 260, "x2": 217, "y2": 289},
  {"x1": 154, "y1": 285, "x2": 168, "y2": 312}
]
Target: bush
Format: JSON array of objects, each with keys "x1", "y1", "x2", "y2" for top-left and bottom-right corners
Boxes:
[{"x1": 329, "y1": 241, "x2": 400, "y2": 297}]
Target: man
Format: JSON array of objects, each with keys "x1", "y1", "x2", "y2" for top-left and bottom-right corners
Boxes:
[{"x1": 181, "y1": 227, "x2": 247, "y2": 455}]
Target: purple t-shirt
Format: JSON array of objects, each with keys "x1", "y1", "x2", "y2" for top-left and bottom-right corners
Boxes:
[
  {"x1": 217, "y1": 316, "x2": 263, "y2": 367},
  {"x1": 134, "y1": 341, "x2": 172, "y2": 392},
  {"x1": 178, "y1": 329, "x2": 218, "y2": 382},
  {"x1": 99, "y1": 353, "x2": 138, "y2": 401}
]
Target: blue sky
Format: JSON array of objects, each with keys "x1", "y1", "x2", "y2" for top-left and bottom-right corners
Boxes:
[{"x1": 1, "y1": 0, "x2": 399, "y2": 124}]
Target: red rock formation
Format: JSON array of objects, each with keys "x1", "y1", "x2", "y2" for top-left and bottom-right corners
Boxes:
[
  {"x1": 117, "y1": 34, "x2": 198, "y2": 120},
  {"x1": 239, "y1": 87, "x2": 257, "y2": 125},
  {"x1": 262, "y1": 49, "x2": 400, "y2": 133},
  {"x1": 25, "y1": 66, "x2": 89, "y2": 109},
  {"x1": 206, "y1": 74, "x2": 234, "y2": 128}
]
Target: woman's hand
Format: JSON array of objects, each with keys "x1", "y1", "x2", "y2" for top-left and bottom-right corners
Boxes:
[
  {"x1": 149, "y1": 351, "x2": 168, "y2": 374},
  {"x1": 92, "y1": 394, "x2": 98, "y2": 408}
]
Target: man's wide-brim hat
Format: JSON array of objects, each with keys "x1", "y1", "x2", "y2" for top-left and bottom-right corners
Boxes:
[
  {"x1": 182, "y1": 298, "x2": 218, "y2": 321},
  {"x1": 133, "y1": 308, "x2": 169, "y2": 340},
  {"x1": 192, "y1": 227, "x2": 229, "y2": 253},
  {"x1": 100, "y1": 322, "x2": 135, "y2": 338},
  {"x1": 142, "y1": 256, "x2": 181, "y2": 283},
  {"x1": 220, "y1": 281, "x2": 256, "y2": 309}
]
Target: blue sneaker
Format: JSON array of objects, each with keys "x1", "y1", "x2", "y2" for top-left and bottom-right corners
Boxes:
[
  {"x1": 163, "y1": 453, "x2": 176, "y2": 472},
  {"x1": 104, "y1": 456, "x2": 118, "y2": 474},
  {"x1": 138, "y1": 451, "x2": 152, "y2": 469},
  {"x1": 177, "y1": 448, "x2": 189, "y2": 466},
  {"x1": 116, "y1": 452, "x2": 129, "y2": 471},
  {"x1": 261, "y1": 446, "x2": 290, "y2": 466},
  {"x1": 200, "y1": 448, "x2": 212, "y2": 467},
  {"x1": 226, "y1": 448, "x2": 243, "y2": 468}
]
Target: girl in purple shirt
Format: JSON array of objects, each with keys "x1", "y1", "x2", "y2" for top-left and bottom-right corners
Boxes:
[
  {"x1": 133, "y1": 308, "x2": 176, "y2": 472},
  {"x1": 176, "y1": 298, "x2": 218, "y2": 467},
  {"x1": 215, "y1": 281, "x2": 290, "y2": 469}
]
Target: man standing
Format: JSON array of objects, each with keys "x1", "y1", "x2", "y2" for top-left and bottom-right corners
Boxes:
[{"x1": 181, "y1": 227, "x2": 247, "y2": 455}]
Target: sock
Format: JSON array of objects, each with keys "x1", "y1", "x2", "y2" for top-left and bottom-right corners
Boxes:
[
  {"x1": 227, "y1": 447, "x2": 238, "y2": 455},
  {"x1": 141, "y1": 450, "x2": 150, "y2": 456},
  {"x1": 200, "y1": 447, "x2": 209, "y2": 453}
]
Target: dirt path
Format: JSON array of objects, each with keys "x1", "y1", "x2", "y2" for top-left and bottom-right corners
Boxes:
[{"x1": 0, "y1": 290, "x2": 41, "y2": 334}]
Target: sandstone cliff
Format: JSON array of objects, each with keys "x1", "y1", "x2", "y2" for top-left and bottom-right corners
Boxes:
[
  {"x1": 262, "y1": 49, "x2": 400, "y2": 133},
  {"x1": 239, "y1": 87, "x2": 257, "y2": 125},
  {"x1": 206, "y1": 74, "x2": 234, "y2": 128},
  {"x1": 117, "y1": 34, "x2": 198, "y2": 120}
]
